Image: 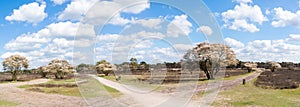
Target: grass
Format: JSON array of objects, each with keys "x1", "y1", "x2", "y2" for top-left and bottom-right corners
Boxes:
[
  {"x1": 18, "y1": 78, "x2": 81, "y2": 97},
  {"x1": 213, "y1": 79, "x2": 300, "y2": 107},
  {"x1": 0, "y1": 100, "x2": 18, "y2": 107},
  {"x1": 223, "y1": 72, "x2": 254, "y2": 80},
  {"x1": 77, "y1": 77, "x2": 122, "y2": 98}
]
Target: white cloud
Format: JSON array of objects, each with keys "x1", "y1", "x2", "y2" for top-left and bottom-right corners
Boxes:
[
  {"x1": 51, "y1": 0, "x2": 68, "y2": 5},
  {"x1": 133, "y1": 18, "x2": 163, "y2": 29},
  {"x1": 58, "y1": 0, "x2": 98, "y2": 21},
  {"x1": 229, "y1": 19, "x2": 259, "y2": 32},
  {"x1": 47, "y1": 21, "x2": 95, "y2": 37},
  {"x1": 59, "y1": 0, "x2": 149, "y2": 26},
  {"x1": 4, "y1": 30, "x2": 51, "y2": 51},
  {"x1": 224, "y1": 37, "x2": 245, "y2": 48},
  {"x1": 271, "y1": 7, "x2": 300, "y2": 28},
  {"x1": 222, "y1": 3, "x2": 268, "y2": 32},
  {"x1": 122, "y1": 3, "x2": 150, "y2": 14},
  {"x1": 5, "y1": 2, "x2": 47, "y2": 24},
  {"x1": 227, "y1": 36, "x2": 300, "y2": 62},
  {"x1": 233, "y1": 0, "x2": 252, "y2": 3},
  {"x1": 287, "y1": 34, "x2": 300, "y2": 41},
  {"x1": 197, "y1": 26, "x2": 213, "y2": 36},
  {"x1": 108, "y1": 14, "x2": 131, "y2": 26},
  {"x1": 167, "y1": 14, "x2": 192, "y2": 37}
]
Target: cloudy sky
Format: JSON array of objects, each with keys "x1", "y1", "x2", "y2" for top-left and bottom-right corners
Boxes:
[{"x1": 0, "y1": 0, "x2": 299, "y2": 69}]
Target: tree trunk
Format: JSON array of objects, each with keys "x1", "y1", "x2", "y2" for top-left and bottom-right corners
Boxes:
[
  {"x1": 247, "y1": 68, "x2": 251, "y2": 73},
  {"x1": 271, "y1": 67, "x2": 275, "y2": 72},
  {"x1": 12, "y1": 70, "x2": 17, "y2": 81},
  {"x1": 205, "y1": 71, "x2": 211, "y2": 80}
]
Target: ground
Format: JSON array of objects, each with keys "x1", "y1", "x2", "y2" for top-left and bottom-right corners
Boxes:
[
  {"x1": 1, "y1": 68, "x2": 299, "y2": 106},
  {"x1": 255, "y1": 69, "x2": 300, "y2": 89}
]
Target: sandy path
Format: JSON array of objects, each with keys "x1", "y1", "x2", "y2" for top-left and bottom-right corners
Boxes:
[
  {"x1": 92, "y1": 71, "x2": 261, "y2": 107},
  {"x1": 91, "y1": 75, "x2": 200, "y2": 107},
  {"x1": 0, "y1": 79, "x2": 87, "y2": 107}
]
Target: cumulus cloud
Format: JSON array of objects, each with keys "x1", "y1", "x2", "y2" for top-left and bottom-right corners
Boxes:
[
  {"x1": 271, "y1": 7, "x2": 300, "y2": 28},
  {"x1": 167, "y1": 14, "x2": 192, "y2": 37},
  {"x1": 5, "y1": 2, "x2": 47, "y2": 24},
  {"x1": 197, "y1": 26, "x2": 213, "y2": 36},
  {"x1": 133, "y1": 18, "x2": 163, "y2": 29},
  {"x1": 58, "y1": 0, "x2": 149, "y2": 26},
  {"x1": 226, "y1": 36, "x2": 300, "y2": 62},
  {"x1": 233, "y1": 0, "x2": 252, "y2": 3},
  {"x1": 47, "y1": 21, "x2": 95, "y2": 37},
  {"x1": 224, "y1": 37, "x2": 245, "y2": 48},
  {"x1": 121, "y1": 3, "x2": 150, "y2": 14},
  {"x1": 50, "y1": 0, "x2": 68, "y2": 5},
  {"x1": 222, "y1": 3, "x2": 268, "y2": 32}
]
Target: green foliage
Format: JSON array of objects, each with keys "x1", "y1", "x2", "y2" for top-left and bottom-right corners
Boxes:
[
  {"x1": 96, "y1": 60, "x2": 107, "y2": 65},
  {"x1": 0, "y1": 100, "x2": 18, "y2": 106}
]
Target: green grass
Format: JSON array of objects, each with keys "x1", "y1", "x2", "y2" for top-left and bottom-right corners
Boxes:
[
  {"x1": 213, "y1": 79, "x2": 300, "y2": 107},
  {"x1": 223, "y1": 72, "x2": 254, "y2": 80},
  {"x1": 77, "y1": 77, "x2": 122, "y2": 98},
  {"x1": 18, "y1": 78, "x2": 81, "y2": 97},
  {"x1": 0, "y1": 100, "x2": 18, "y2": 107}
]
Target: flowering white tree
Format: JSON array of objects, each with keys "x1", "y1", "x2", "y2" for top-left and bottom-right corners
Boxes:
[
  {"x1": 184, "y1": 43, "x2": 238, "y2": 80},
  {"x1": 37, "y1": 66, "x2": 50, "y2": 78},
  {"x1": 2, "y1": 55, "x2": 29, "y2": 81},
  {"x1": 96, "y1": 60, "x2": 116, "y2": 76},
  {"x1": 244, "y1": 62, "x2": 258, "y2": 73},
  {"x1": 46, "y1": 59, "x2": 75, "y2": 79},
  {"x1": 268, "y1": 61, "x2": 281, "y2": 72}
]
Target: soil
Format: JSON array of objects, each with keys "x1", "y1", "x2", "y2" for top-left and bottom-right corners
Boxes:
[{"x1": 255, "y1": 69, "x2": 300, "y2": 89}]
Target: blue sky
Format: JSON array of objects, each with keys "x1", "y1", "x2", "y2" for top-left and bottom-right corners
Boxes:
[{"x1": 0, "y1": 0, "x2": 300, "y2": 69}]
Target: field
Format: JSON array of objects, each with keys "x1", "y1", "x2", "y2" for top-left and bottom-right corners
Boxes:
[
  {"x1": 255, "y1": 69, "x2": 300, "y2": 89},
  {"x1": 213, "y1": 79, "x2": 300, "y2": 107}
]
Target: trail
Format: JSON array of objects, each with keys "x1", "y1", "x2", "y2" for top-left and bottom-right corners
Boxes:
[{"x1": 92, "y1": 71, "x2": 261, "y2": 107}]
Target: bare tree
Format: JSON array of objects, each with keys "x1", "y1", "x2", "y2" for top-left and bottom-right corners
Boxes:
[
  {"x1": 46, "y1": 59, "x2": 75, "y2": 79},
  {"x1": 244, "y1": 62, "x2": 258, "y2": 73},
  {"x1": 2, "y1": 55, "x2": 29, "y2": 81},
  {"x1": 268, "y1": 61, "x2": 281, "y2": 72},
  {"x1": 184, "y1": 43, "x2": 238, "y2": 80}
]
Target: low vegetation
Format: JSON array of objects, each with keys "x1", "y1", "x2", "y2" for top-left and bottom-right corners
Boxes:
[
  {"x1": 255, "y1": 69, "x2": 300, "y2": 89},
  {"x1": 213, "y1": 79, "x2": 300, "y2": 107},
  {"x1": 0, "y1": 100, "x2": 18, "y2": 106},
  {"x1": 18, "y1": 78, "x2": 81, "y2": 97}
]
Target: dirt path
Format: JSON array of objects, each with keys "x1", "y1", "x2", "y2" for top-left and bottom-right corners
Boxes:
[
  {"x1": 92, "y1": 71, "x2": 261, "y2": 107},
  {"x1": 91, "y1": 75, "x2": 200, "y2": 107},
  {"x1": 0, "y1": 79, "x2": 87, "y2": 107}
]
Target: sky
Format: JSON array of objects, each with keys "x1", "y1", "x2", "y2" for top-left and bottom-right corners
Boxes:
[{"x1": 0, "y1": 0, "x2": 299, "y2": 69}]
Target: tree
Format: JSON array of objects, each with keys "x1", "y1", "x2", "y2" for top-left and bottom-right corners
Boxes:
[
  {"x1": 244, "y1": 62, "x2": 257, "y2": 73},
  {"x1": 2, "y1": 55, "x2": 29, "y2": 81},
  {"x1": 37, "y1": 66, "x2": 50, "y2": 78},
  {"x1": 47, "y1": 59, "x2": 75, "y2": 79},
  {"x1": 139, "y1": 61, "x2": 149, "y2": 70},
  {"x1": 184, "y1": 43, "x2": 238, "y2": 80},
  {"x1": 76, "y1": 63, "x2": 96, "y2": 73},
  {"x1": 96, "y1": 60, "x2": 107, "y2": 65},
  {"x1": 96, "y1": 60, "x2": 116, "y2": 76},
  {"x1": 129, "y1": 58, "x2": 138, "y2": 70},
  {"x1": 268, "y1": 62, "x2": 281, "y2": 72}
]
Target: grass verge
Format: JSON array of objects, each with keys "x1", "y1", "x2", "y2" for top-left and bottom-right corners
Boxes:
[
  {"x1": 213, "y1": 79, "x2": 300, "y2": 107},
  {"x1": 0, "y1": 100, "x2": 18, "y2": 107}
]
